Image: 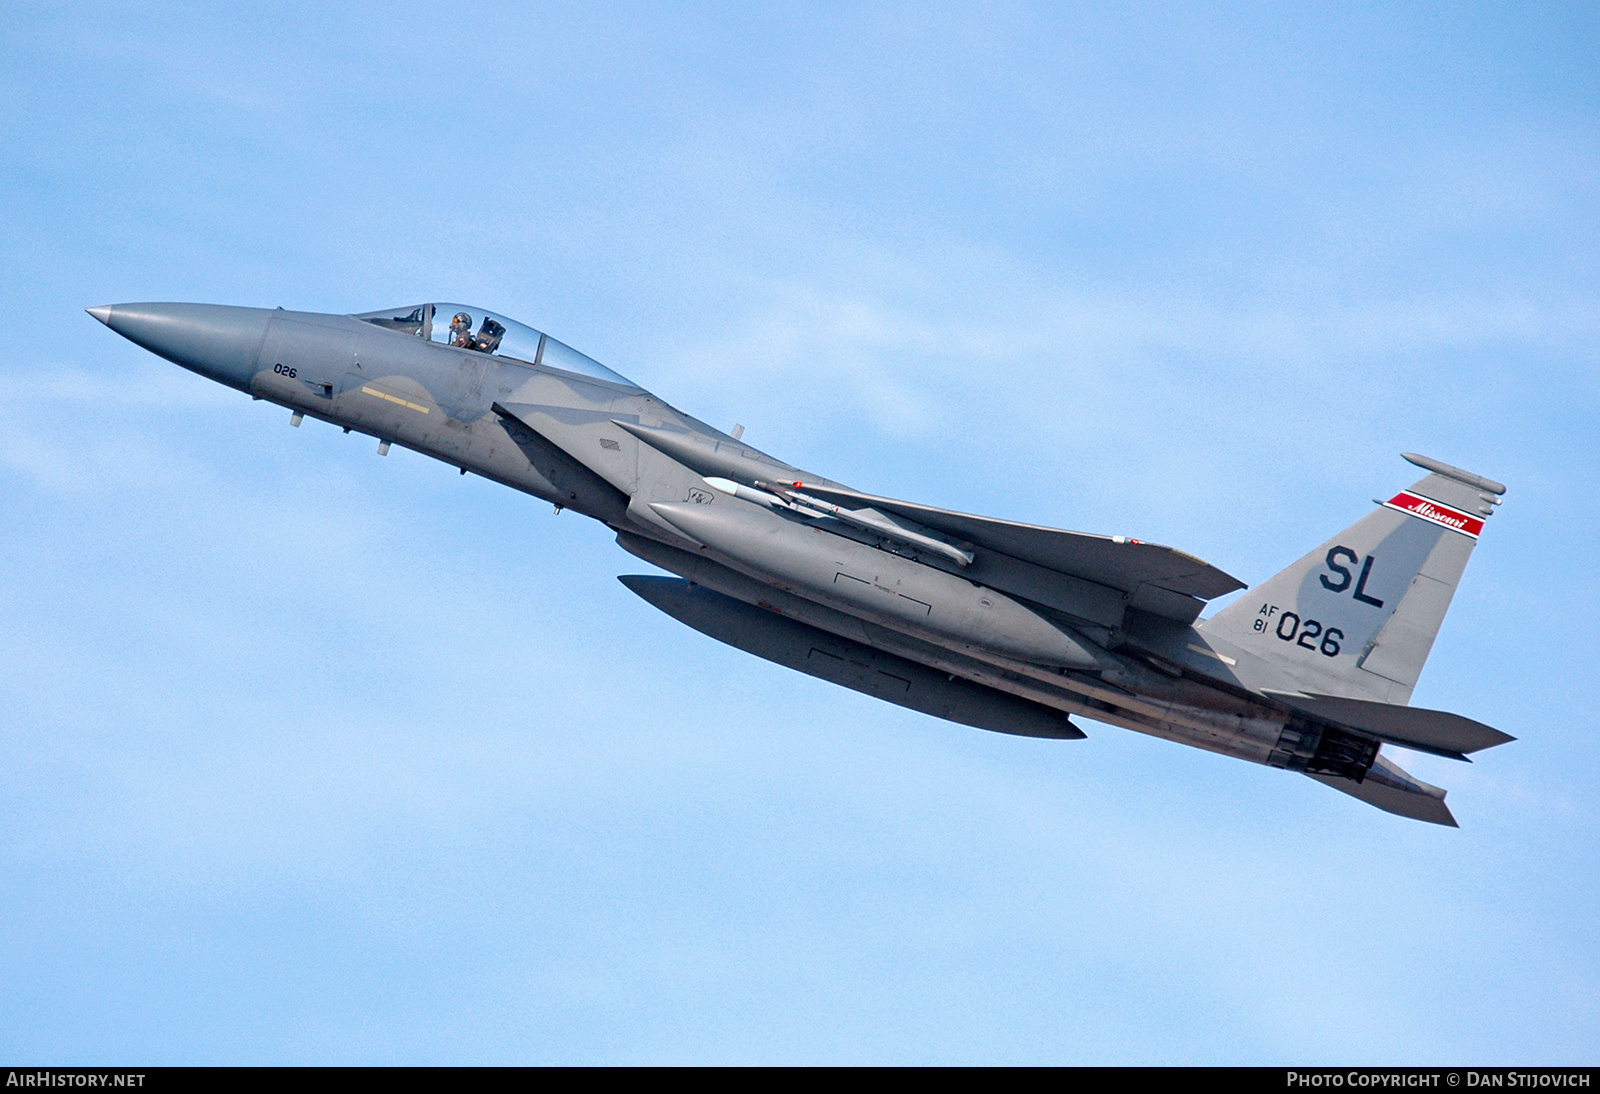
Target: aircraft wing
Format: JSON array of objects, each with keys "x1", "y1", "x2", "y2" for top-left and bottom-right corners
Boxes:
[
  {"x1": 792, "y1": 482, "x2": 1246, "y2": 603},
  {"x1": 619, "y1": 573, "x2": 1085, "y2": 740}
]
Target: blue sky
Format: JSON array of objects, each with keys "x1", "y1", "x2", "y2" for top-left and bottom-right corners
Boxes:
[{"x1": 2, "y1": 1, "x2": 1597, "y2": 1063}]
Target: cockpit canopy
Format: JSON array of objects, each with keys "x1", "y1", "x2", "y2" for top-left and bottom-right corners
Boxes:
[{"x1": 355, "y1": 303, "x2": 635, "y2": 387}]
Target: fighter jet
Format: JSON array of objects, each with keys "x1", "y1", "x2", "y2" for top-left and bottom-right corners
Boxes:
[{"x1": 88, "y1": 301, "x2": 1514, "y2": 826}]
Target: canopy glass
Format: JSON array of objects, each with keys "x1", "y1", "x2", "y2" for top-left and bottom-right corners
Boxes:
[{"x1": 355, "y1": 304, "x2": 635, "y2": 387}]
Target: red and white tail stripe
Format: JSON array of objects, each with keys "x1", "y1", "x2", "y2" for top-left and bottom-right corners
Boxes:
[{"x1": 1383, "y1": 491, "x2": 1485, "y2": 538}]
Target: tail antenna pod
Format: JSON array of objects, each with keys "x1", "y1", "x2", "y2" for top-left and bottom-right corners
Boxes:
[{"x1": 1401, "y1": 453, "x2": 1507, "y2": 497}]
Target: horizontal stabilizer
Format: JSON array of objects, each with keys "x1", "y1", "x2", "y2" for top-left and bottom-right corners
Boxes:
[
  {"x1": 1310, "y1": 763, "x2": 1458, "y2": 827},
  {"x1": 784, "y1": 482, "x2": 1245, "y2": 603},
  {"x1": 1268, "y1": 692, "x2": 1514, "y2": 759},
  {"x1": 619, "y1": 574, "x2": 1085, "y2": 740}
]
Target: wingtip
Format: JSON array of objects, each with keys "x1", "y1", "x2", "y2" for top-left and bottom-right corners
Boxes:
[{"x1": 616, "y1": 574, "x2": 650, "y2": 594}]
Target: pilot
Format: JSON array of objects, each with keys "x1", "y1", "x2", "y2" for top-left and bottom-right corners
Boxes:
[{"x1": 449, "y1": 312, "x2": 474, "y2": 348}]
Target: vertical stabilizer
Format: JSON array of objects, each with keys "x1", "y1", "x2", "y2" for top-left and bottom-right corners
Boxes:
[{"x1": 1200, "y1": 455, "x2": 1505, "y2": 705}]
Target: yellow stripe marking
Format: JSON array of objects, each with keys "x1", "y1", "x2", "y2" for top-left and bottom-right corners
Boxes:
[{"x1": 360, "y1": 386, "x2": 430, "y2": 414}]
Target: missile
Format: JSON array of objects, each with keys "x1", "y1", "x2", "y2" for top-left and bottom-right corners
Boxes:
[
  {"x1": 647, "y1": 499, "x2": 1109, "y2": 672},
  {"x1": 616, "y1": 421, "x2": 976, "y2": 569},
  {"x1": 700, "y1": 476, "x2": 976, "y2": 568},
  {"x1": 755, "y1": 481, "x2": 976, "y2": 568},
  {"x1": 701, "y1": 476, "x2": 783, "y2": 508}
]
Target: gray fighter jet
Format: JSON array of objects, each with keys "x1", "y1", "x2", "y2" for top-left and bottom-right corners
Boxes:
[{"x1": 89, "y1": 301, "x2": 1515, "y2": 826}]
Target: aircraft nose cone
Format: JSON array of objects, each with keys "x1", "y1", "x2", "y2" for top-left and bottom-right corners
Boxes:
[{"x1": 88, "y1": 302, "x2": 273, "y2": 392}]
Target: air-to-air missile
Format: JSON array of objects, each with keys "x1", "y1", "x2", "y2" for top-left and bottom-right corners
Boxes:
[{"x1": 90, "y1": 300, "x2": 1515, "y2": 825}]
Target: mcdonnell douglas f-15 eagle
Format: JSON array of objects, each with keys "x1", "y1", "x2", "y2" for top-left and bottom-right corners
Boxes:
[{"x1": 90, "y1": 301, "x2": 1514, "y2": 826}]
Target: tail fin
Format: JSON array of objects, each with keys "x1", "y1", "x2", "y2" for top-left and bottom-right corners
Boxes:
[{"x1": 1201, "y1": 454, "x2": 1505, "y2": 705}]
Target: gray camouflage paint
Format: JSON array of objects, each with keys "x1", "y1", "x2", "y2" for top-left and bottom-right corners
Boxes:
[{"x1": 89, "y1": 301, "x2": 1515, "y2": 826}]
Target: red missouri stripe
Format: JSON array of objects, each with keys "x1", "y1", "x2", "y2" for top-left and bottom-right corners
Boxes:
[{"x1": 1384, "y1": 491, "x2": 1485, "y2": 537}]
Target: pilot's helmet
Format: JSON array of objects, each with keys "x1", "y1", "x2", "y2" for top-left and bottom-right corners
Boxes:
[{"x1": 451, "y1": 312, "x2": 472, "y2": 330}]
